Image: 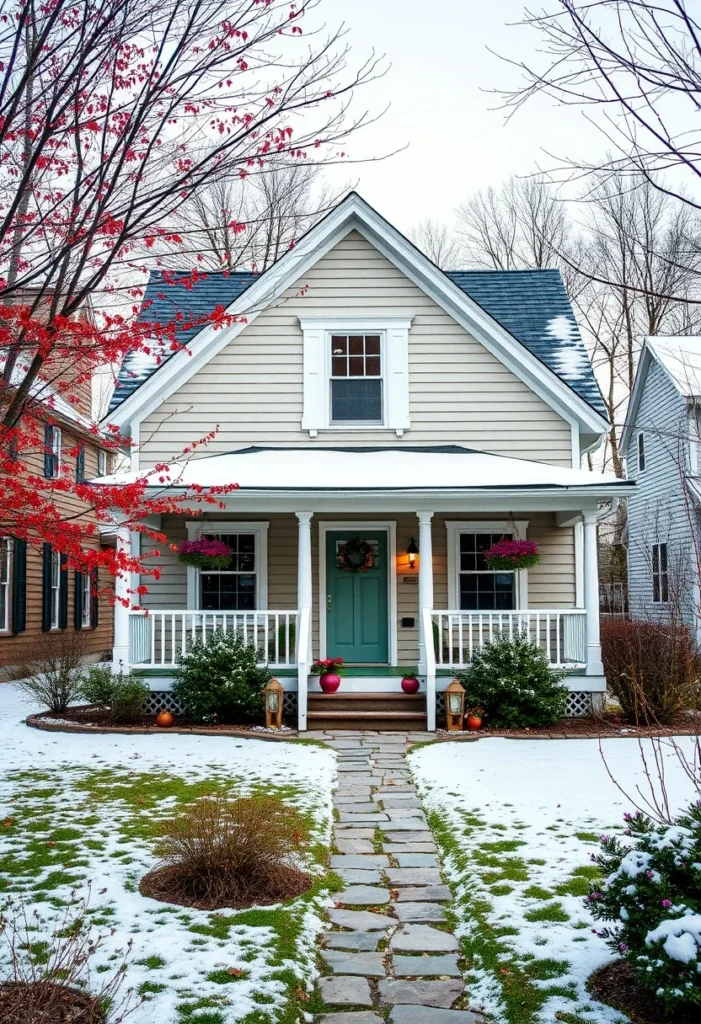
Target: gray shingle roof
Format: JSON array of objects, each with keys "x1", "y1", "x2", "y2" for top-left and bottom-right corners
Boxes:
[{"x1": 108, "y1": 265, "x2": 606, "y2": 419}]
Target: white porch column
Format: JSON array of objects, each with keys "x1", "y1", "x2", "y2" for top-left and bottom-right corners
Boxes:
[
  {"x1": 583, "y1": 510, "x2": 604, "y2": 677},
  {"x1": 295, "y1": 512, "x2": 313, "y2": 732},
  {"x1": 112, "y1": 525, "x2": 131, "y2": 674},
  {"x1": 417, "y1": 511, "x2": 434, "y2": 673}
]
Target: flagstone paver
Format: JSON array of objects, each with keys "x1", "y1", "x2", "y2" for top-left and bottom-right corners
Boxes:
[{"x1": 314, "y1": 732, "x2": 486, "y2": 1024}]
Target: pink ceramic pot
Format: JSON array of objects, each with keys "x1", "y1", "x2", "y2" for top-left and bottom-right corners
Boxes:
[
  {"x1": 401, "y1": 677, "x2": 420, "y2": 694},
  {"x1": 319, "y1": 673, "x2": 341, "y2": 693}
]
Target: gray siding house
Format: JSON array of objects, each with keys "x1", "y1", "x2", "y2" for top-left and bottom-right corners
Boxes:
[
  {"x1": 100, "y1": 193, "x2": 632, "y2": 730},
  {"x1": 622, "y1": 337, "x2": 701, "y2": 634}
]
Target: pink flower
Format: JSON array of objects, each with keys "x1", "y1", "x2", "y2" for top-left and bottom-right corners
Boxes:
[{"x1": 661, "y1": 899, "x2": 672, "y2": 909}]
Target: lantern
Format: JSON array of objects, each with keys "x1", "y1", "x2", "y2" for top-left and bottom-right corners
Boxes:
[
  {"x1": 264, "y1": 678, "x2": 284, "y2": 729},
  {"x1": 407, "y1": 538, "x2": 418, "y2": 570},
  {"x1": 445, "y1": 678, "x2": 465, "y2": 732}
]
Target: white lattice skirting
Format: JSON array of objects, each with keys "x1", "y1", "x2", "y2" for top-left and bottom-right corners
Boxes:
[
  {"x1": 143, "y1": 690, "x2": 299, "y2": 721},
  {"x1": 435, "y1": 689, "x2": 596, "y2": 726}
]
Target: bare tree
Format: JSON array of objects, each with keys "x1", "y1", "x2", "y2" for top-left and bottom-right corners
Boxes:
[
  {"x1": 456, "y1": 176, "x2": 573, "y2": 277},
  {"x1": 409, "y1": 219, "x2": 461, "y2": 269},
  {"x1": 172, "y1": 163, "x2": 349, "y2": 272},
  {"x1": 500, "y1": 2, "x2": 701, "y2": 224}
]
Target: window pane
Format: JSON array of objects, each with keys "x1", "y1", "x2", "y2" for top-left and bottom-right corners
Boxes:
[
  {"x1": 0, "y1": 542, "x2": 7, "y2": 585},
  {"x1": 332, "y1": 356, "x2": 347, "y2": 377},
  {"x1": 349, "y1": 356, "x2": 364, "y2": 377},
  {"x1": 349, "y1": 335, "x2": 364, "y2": 355},
  {"x1": 331, "y1": 336, "x2": 347, "y2": 355},
  {"x1": 460, "y1": 572, "x2": 514, "y2": 611},
  {"x1": 331, "y1": 379, "x2": 382, "y2": 422},
  {"x1": 365, "y1": 335, "x2": 380, "y2": 355},
  {"x1": 366, "y1": 356, "x2": 381, "y2": 376}
]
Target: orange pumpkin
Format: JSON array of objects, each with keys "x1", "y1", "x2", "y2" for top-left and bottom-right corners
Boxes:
[
  {"x1": 156, "y1": 710, "x2": 174, "y2": 728},
  {"x1": 466, "y1": 715, "x2": 482, "y2": 732}
]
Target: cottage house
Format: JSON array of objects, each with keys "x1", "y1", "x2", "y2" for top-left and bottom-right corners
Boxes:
[
  {"x1": 101, "y1": 193, "x2": 631, "y2": 730},
  {"x1": 622, "y1": 335, "x2": 701, "y2": 635}
]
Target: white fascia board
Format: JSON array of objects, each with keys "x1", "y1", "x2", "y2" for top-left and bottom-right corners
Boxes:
[
  {"x1": 103, "y1": 192, "x2": 608, "y2": 440},
  {"x1": 620, "y1": 342, "x2": 653, "y2": 453}
]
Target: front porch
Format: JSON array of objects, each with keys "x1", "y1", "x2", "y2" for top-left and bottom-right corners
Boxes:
[{"x1": 108, "y1": 445, "x2": 630, "y2": 730}]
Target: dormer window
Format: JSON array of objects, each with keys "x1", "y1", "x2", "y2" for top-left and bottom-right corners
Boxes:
[
  {"x1": 637, "y1": 432, "x2": 646, "y2": 473},
  {"x1": 330, "y1": 334, "x2": 383, "y2": 424}
]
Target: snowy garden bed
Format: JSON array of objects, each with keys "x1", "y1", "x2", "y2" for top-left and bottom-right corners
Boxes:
[
  {"x1": 410, "y1": 735, "x2": 699, "y2": 1024},
  {"x1": 0, "y1": 684, "x2": 336, "y2": 1024}
]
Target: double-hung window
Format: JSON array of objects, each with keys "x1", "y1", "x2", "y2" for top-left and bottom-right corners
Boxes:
[
  {"x1": 44, "y1": 425, "x2": 61, "y2": 478},
  {"x1": 459, "y1": 532, "x2": 516, "y2": 611},
  {"x1": 0, "y1": 538, "x2": 11, "y2": 631},
  {"x1": 637, "y1": 432, "x2": 646, "y2": 473},
  {"x1": 81, "y1": 572, "x2": 92, "y2": 628},
  {"x1": 200, "y1": 533, "x2": 257, "y2": 611},
  {"x1": 97, "y1": 450, "x2": 107, "y2": 477},
  {"x1": 50, "y1": 549, "x2": 62, "y2": 628},
  {"x1": 652, "y1": 543, "x2": 668, "y2": 603},
  {"x1": 330, "y1": 334, "x2": 383, "y2": 424}
]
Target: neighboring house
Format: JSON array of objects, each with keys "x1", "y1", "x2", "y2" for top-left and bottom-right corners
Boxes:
[
  {"x1": 622, "y1": 336, "x2": 701, "y2": 635},
  {"x1": 102, "y1": 192, "x2": 632, "y2": 730},
  {"x1": 0, "y1": 354, "x2": 115, "y2": 675}
]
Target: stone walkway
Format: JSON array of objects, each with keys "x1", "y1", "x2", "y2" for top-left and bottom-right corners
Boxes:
[{"x1": 313, "y1": 730, "x2": 484, "y2": 1024}]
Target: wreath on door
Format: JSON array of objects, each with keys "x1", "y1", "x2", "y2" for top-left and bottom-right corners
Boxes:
[{"x1": 337, "y1": 537, "x2": 375, "y2": 573}]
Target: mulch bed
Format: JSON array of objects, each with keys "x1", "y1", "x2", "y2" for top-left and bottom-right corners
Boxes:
[
  {"x1": 0, "y1": 981, "x2": 103, "y2": 1024},
  {"x1": 587, "y1": 960, "x2": 697, "y2": 1024},
  {"x1": 440, "y1": 709, "x2": 701, "y2": 740},
  {"x1": 27, "y1": 705, "x2": 296, "y2": 739},
  {"x1": 139, "y1": 863, "x2": 312, "y2": 910}
]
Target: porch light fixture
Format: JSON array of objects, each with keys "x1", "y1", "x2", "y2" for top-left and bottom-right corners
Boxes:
[
  {"x1": 264, "y1": 678, "x2": 284, "y2": 730},
  {"x1": 407, "y1": 538, "x2": 418, "y2": 570},
  {"x1": 445, "y1": 678, "x2": 465, "y2": 732}
]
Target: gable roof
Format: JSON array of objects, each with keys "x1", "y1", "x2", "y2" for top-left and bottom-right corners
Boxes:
[
  {"x1": 103, "y1": 192, "x2": 608, "y2": 438},
  {"x1": 621, "y1": 335, "x2": 701, "y2": 452},
  {"x1": 108, "y1": 263, "x2": 605, "y2": 418}
]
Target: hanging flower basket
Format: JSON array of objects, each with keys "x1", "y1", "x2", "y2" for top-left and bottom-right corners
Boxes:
[
  {"x1": 177, "y1": 538, "x2": 232, "y2": 570},
  {"x1": 484, "y1": 539, "x2": 541, "y2": 571}
]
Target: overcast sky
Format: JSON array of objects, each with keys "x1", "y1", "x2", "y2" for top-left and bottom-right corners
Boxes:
[{"x1": 321, "y1": 0, "x2": 606, "y2": 232}]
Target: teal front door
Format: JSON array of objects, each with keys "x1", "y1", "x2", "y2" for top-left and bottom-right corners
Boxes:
[{"x1": 326, "y1": 530, "x2": 389, "y2": 664}]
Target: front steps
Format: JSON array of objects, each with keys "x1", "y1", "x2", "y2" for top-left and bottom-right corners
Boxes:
[{"x1": 307, "y1": 692, "x2": 428, "y2": 731}]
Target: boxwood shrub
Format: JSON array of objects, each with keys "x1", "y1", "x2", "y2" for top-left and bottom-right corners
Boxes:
[{"x1": 172, "y1": 629, "x2": 271, "y2": 723}]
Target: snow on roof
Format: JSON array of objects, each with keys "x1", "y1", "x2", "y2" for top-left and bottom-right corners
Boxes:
[
  {"x1": 0, "y1": 355, "x2": 95, "y2": 432},
  {"x1": 648, "y1": 336, "x2": 701, "y2": 397},
  {"x1": 97, "y1": 445, "x2": 627, "y2": 492}
]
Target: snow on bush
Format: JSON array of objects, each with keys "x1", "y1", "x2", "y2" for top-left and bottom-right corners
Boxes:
[{"x1": 587, "y1": 802, "x2": 701, "y2": 1011}]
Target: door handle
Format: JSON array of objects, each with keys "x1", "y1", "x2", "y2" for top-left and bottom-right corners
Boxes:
[{"x1": 327, "y1": 594, "x2": 332, "y2": 610}]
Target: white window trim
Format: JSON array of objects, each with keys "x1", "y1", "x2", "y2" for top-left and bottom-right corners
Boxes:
[
  {"x1": 300, "y1": 316, "x2": 412, "y2": 437},
  {"x1": 0, "y1": 537, "x2": 12, "y2": 632},
  {"x1": 318, "y1": 520, "x2": 398, "y2": 666},
  {"x1": 185, "y1": 521, "x2": 269, "y2": 610},
  {"x1": 98, "y1": 449, "x2": 107, "y2": 477},
  {"x1": 52, "y1": 426, "x2": 62, "y2": 475},
  {"x1": 637, "y1": 431, "x2": 646, "y2": 474},
  {"x1": 81, "y1": 572, "x2": 92, "y2": 628},
  {"x1": 50, "y1": 549, "x2": 61, "y2": 629},
  {"x1": 446, "y1": 520, "x2": 529, "y2": 611}
]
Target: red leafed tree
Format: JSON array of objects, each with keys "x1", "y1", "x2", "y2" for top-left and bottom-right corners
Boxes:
[{"x1": 0, "y1": 0, "x2": 381, "y2": 586}]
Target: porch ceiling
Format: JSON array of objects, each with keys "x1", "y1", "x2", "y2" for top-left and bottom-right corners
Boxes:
[{"x1": 98, "y1": 446, "x2": 632, "y2": 510}]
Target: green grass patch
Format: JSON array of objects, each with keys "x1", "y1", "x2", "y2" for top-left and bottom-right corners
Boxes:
[{"x1": 524, "y1": 903, "x2": 570, "y2": 923}]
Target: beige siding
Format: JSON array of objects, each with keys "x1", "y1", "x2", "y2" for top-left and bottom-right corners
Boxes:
[
  {"x1": 139, "y1": 231, "x2": 572, "y2": 467},
  {"x1": 144, "y1": 513, "x2": 575, "y2": 666}
]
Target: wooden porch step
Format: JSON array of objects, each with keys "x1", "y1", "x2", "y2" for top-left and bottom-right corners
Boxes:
[
  {"x1": 306, "y1": 709, "x2": 428, "y2": 732},
  {"x1": 308, "y1": 692, "x2": 426, "y2": 714}
]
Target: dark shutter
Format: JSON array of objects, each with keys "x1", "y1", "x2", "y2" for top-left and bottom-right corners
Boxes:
[
  {"x1": 91, "y1": 567, "x2": 99, "y2": 628},
  {"x1": 44, "y1": 424, "x2": 53, "y2": 477},
  {"x1": 11, "y1": 539, "x2": 26, "y2": 634},
  {"x1": 42, "y1": 543, "x2": 52, "y2": 631},
  {"x1": 59, "y1": 554, "x2": 68, "y2": 629},
  {"x1": 75, "y1": 445, "x2": 85, "y2": 483},
  {"x1": 74, "y1": 571, "x2": 83, "y2": 630}
]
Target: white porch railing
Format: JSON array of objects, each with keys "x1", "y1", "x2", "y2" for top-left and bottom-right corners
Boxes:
[
  {"x1": 430, "y1": 609, "x2": 587, "y2": 669},
  {"x1": 128, "y1": 610, "x2": 299, "y2": 670}
]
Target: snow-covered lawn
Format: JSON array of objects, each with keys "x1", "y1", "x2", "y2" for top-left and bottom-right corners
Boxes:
[
  {"x1": 0, "y1": 683, "x2": 336, "y2": 1024},
  {"x1": 410, "y1": 736, "x2": 699, "y2": 1024}
]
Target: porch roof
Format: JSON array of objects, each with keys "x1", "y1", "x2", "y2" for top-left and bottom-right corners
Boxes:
[{"x1": 97, "y1": 445, "x2": 632, "y2": 498}]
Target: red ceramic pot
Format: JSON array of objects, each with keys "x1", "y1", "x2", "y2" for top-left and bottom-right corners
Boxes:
[
  {"x1": 401, "y1": 677, "x2": 420, "y2": 694},
  {"x1": 466, "y1": 715, "x2": 482, "y2": 732},
  {"x1": 319, "y1": 673, "x2": 341, "y2": 693}
]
